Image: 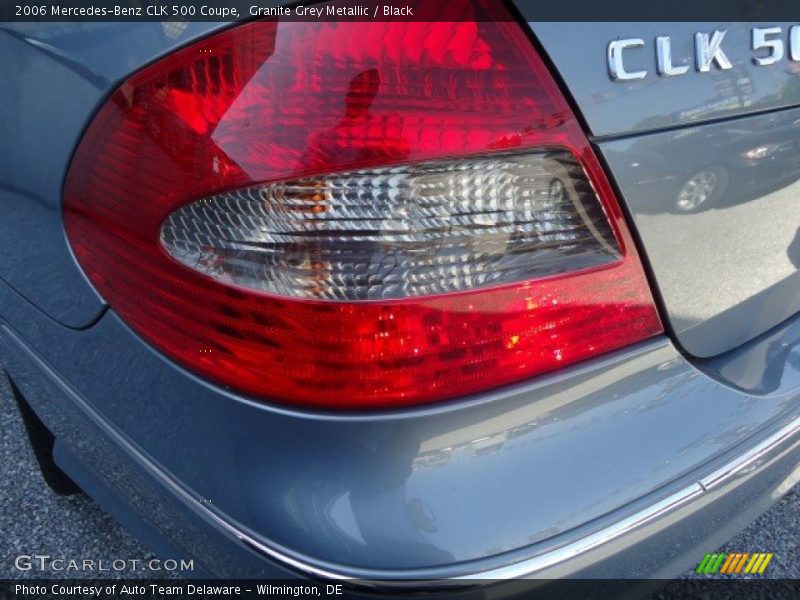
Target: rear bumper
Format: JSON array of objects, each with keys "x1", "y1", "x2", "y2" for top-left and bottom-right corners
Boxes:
[
  {"x1": 40, "y1": 384, "x2": 800, "y2": 582},
  {"x1": 2, "y1": 276, "x2": 800, "y2": 581}
]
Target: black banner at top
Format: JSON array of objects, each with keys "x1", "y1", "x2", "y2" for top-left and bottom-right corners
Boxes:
[{"x1": 2, "y1": 0, "x2": 800, "y2": 23}]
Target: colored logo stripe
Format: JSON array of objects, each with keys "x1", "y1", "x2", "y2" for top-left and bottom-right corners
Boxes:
[
  {"x1": 696, "y1": 553, "x2": 725, "y2": 573},
  {"x1": 720, "y1": 553, "x2": 738, "y2": 574},
  {"x1": 733, "y1": 553, "x2": 750, "y2": 573},
  {"x1": 696, "y1": 553, "x2": 712, "y2": 573},
  {"x1": 744, "y1": 553, "x2": 774, "y2": 574},
  {"x1": 697, "y1": 552, "x2": 773, "y2": 574},
  {"x1": 759, "y1": 554, "x2": 774, "y2": 573}
]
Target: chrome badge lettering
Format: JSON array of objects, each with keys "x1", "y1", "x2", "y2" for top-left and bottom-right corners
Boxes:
[
  {"x1": 609, "y1": 25, "x2": 800, "y2": 81},
  {"x1": 694, "y1": 30, "x2": 732, "y2": 72},
  {"x1": 608, "y1": 38, "x2": 647, "y2": 80}
]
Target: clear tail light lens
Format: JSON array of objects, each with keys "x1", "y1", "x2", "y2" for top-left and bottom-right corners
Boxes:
[
  {"x1": 160, "y1": 151, "x2": 622, "y2": 301},
  {"x1": 64, "y1": 0, "x2": 662, "y2": 409}
]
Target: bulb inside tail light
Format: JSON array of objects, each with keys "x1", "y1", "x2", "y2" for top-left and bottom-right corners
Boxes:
[{"x1": 64, "y1": 0, "x2": 662, "y2": 410}]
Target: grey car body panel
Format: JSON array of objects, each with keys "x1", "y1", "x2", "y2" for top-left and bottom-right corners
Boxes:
[
  {"x1": 3, "y1": 272, "x2": 800, "y2": 572},
  {"x1": 0, "y1": 22, "x2": 227, "y2": 327},
  {"x1": 526, "y1": 22, "x2": 800, "y2": 137},
  {"x1": 4, "y1": 307, "x2": 800, "y2": 583},
  {"x1": 698, "y1": 305, "x2": 800, "y2": 394},
  {"x1": 598, "y1": 109, "x2": 800, "y2": 357},
  {"x1": 526, "y1": 20, "x2": 800, "y2": 357}
]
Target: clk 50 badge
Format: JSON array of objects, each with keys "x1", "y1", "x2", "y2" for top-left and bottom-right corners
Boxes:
[{"x1": 608, "y1": 26, "x2": 800, "y2": 81}]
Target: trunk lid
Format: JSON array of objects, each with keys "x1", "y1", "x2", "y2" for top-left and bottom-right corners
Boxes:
[{"x1": 525, "y1": 20, "x2": 800, "y2": 356}]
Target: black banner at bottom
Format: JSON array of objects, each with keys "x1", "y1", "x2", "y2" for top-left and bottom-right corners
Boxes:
[{"x1": 3, "y1": 579, "x2": 800, "y2": 600}]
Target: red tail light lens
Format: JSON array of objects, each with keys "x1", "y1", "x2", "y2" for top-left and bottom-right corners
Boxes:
[{"x1": 64, "y1": 1, "x2": 662, "y2": 409}]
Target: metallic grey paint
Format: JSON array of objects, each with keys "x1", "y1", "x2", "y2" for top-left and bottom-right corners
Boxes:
[
  {"x1": 527, "y1": 20, "x2": 800, "y2": 357},
  {"x1": 599, "y1": 109, "x2": 800, "y2": 356},
  {"x1": 0, "y1": 22, "x2": 225, "y2": 327},
  {"x1": 529, "y1": 22, "x2": 800, "y2": 137}
]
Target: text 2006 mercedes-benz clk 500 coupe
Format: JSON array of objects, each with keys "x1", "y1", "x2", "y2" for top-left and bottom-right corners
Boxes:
[{"x1": 2, "y1": 0, "x2": 800, "y2": 583}]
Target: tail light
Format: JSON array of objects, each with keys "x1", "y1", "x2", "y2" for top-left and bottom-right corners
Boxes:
[{"x1": 63, "y1": 0, "x2": 662, "y2": 410}]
